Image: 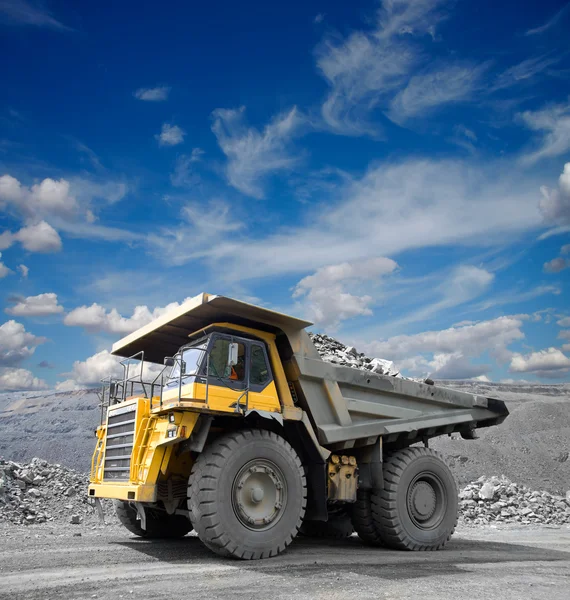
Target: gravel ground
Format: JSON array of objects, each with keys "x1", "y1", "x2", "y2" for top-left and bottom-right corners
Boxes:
[{"x1": 1, "y1": 523, "x2": 569, "y2": 600}]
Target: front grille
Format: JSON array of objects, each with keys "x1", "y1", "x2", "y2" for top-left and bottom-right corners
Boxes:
[{"x1": 104, "y1": 404, "x2": 136, "y2": 481}]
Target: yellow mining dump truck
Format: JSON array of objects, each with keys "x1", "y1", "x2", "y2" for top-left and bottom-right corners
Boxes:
[{"x1": 89, "y1": 293, "x2": 508, "y2": 559}]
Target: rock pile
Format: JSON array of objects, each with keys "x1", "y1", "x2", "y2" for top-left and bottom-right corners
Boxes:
[
  {"x1": 459, "y1": 475, "x2": 570, "y2": 526},
  {"x1": 0, "y1": 457, "x2": 100, "y2": 526},
  {"x1": 310, "y1": 333, "x2": 401, "y2": 377}
]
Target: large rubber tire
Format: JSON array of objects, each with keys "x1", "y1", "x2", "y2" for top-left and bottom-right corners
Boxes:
[
  {"x1": 300, "y1": 510, "x2": 354, "y2": 539},
  {"x1": 351, "y1": 489, "x2": 384, "y2": 546},
  {"x1": 371, "y1": 447, "x2": 458, "y2": 551},
  {"x1": 114, "y1": 500, "x2": 192, "y2": 539},
  {"x1": 188, "y1": 429, "x2": 306, "y2": 560}
]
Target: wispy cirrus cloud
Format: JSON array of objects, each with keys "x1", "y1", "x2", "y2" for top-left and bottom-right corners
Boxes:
[
  {"x1": 315, "y1": 0, "x2": 448, "y2": 135},
  {"x1": 518, "y1": 102, "x2": 570, "y2": 164},
  {"x1": 0, "y1": 0, "x2": 71, "y2": 30},
  {"x1": 525, "y1": 3, "x2": 570, "y2": 36},
  {"x1": 134, "y1": 86, "x2": 171, "y2": 101},
  {"x1": 211, "y1": 106, "x2": 304, "y2": 199},
  {"x1": 388, "y1": 62, "x2": 488, "y2": 125}
]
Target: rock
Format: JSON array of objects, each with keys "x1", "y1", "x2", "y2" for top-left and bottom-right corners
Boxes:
[
  {"x1": 70, "y1": 515, "x2": 81, "y2": 524},
  {"x1": 479, "y1": 482, "x2": 496, "y2": 500},
  {"x1": 27, "y1": 488, "x2": 41, "y2": 498},
  {"x1": 64, "y1": 487, "x2": 76, "y2": 497}
]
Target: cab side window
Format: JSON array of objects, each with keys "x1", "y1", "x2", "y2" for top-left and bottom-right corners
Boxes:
[
  {"x1": 208, "y1": 338, "x2": 245, "y2": 381},
  {"x1": 250, "y1": 345, "x2": 270, "y2": 385}
]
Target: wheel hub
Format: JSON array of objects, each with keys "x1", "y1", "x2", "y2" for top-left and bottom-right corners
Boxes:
[
  {"x1": 408, "y1": 481, "x2": 437, "y2": 522},
  {"x1": 232, "y1": 459, "x2": 287, "y2": 531}
]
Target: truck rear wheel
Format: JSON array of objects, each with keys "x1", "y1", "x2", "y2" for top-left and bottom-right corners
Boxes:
[
  {"x1": 351, "y1": 490, "x2": 384, "y2": 546},
  {"x1": 113, "y1": 500, "x2": 192, "y2": 539},
  {"x1": 188, "y1": 429, "x2": 306, "y2": 559},
  {"x1": 371, "y1": 447, "x2": 458, "y2": 551}
]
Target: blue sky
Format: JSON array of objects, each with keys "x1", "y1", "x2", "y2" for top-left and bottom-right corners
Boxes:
[{"x1": 1, "y1": 0, "x2": 570, "y2": 391}]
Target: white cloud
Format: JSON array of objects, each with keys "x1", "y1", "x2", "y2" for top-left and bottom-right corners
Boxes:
[
  {"x1": 525, "y1": 4, "x2": 569, "y2": 36},
  {"x1": 0, "y1": 175, "x2": 78, "y2": 220},
  {"x1": 64, "y1": 297, "x2": 194, "y2": 335},
  {"x1": 293, "y1": 257, "x2": 398, "y2": 328},
  {"x1": 315, "y1": 0, "x2": 446, "y2": 135},
  {"x1": 519, "y1": 103, "x2": 570, "y2": 164},
  {"x1": 56, "y1": 350, "x2": 122, "y2": 390},
  {"x1": 0, "y1": 367, "x2": 48, "y2": 392},
  {"x1": 361, "y1": 315, "x2": 525, "y2": 369},
  {"x1": 0, "y1": 0, "x2": 70, "y2": 30},
  {"x1": 538, "y1": 162, "x2": 570, "y2": 227},
  {"x1": 510, "y1": 347, "x2": 570, "y2": 375},
  {"x1": 56, "y1": 349, "x2": 164, "y2": 390},
  {"x1": 18, "y1": 264, "x2": 29, "y2": 278},
  {"x1": 557, "y1": 317, "x2": 570, "y2": 327},
  {"x1": 492, "y1": 55, "x2": 559, "y2": 90},
  {"x1": 156, "y1": 123, "x2": 185, "y2": 146},
  {"x1": 0, "y1": 319, "x2": 46, "y2": 367},
  {"x1": 148, "y1": 199, "x2": 244, "y2": 265},
  {"x1": 543, "y1": 257, "x2": 569, "y2": 273},
  {"x1": 134, "y1": 86, "x2": 170, "y2": 101},
  {"x1": 212, "y1": 106, "x2": 303, "y2": 199},
  {"x1": 428, "y1": 353, "x2": 491, "y2": 380},
  {"x1": 561, "y1": 244, "x2": 570, "y2": 254},
  {"x1": 170, "y1": 148, "x2": 204, "y2": 187},
  {"x1": 0, "y1": 252, "x2": 12, "y2": 278},
  {"x1": 8, "y1": 221, "x2": 63, "y2": 253},
  {"x1": 388, "y1": 62, "x2": 487, "y2": 124},
  {"x1": 200, "y1": 158, "x2": 542, "y2": 283},
  {"x1": 396, "y1": 265, "x2": 494, "y2": 325},
  {"x1": 314, "y1": 13, "x2": 325, "y2": 24},
  {"x1": 5, "y1": 293, "x2": 64, "y2": 317}
]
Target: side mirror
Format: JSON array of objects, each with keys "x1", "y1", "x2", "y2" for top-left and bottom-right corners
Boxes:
[
  {"x1": 227, "y1": 342, "x2": 239, "y2": 368},
  {"x1": 164, "y1": 357, "x2": 175, "y2": 367}
]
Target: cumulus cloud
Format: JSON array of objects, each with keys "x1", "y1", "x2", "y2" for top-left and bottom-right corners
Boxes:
[
  {"x1": 0, "y1": 221, "x2": 63, "y2": 253},
  {"x1": 519, "y1": 103, "x2": 570, "y2": 165},
  {"x1": 293, "y1": 257, "x2": 398, "y2": 328},
  {"x1": 156, "y1": 123, "x2": 185, "y2": 146},
  {"x1": 56, "y1": 349, "x2": 164, "y2": 390},
  {"x1": 361, "y1": 315, "x2": 526, "y2": 379},
  {"x1": 0, "y1": 319, "x2": 46, "y2": 367},
  {"x1": 0, "y1": 252, "x2": 12, "y2": 278},
  {"x1": 212, "y1": 106, "x2": 303, "y2": 198},
  {"x1": 543, "y1": 257, "x2": 569, "y2": 273},
  {"x1": 510, "y1": 347, "x2": 570, "y2": 376},
  {"x1": 64, "y1": 297, "x2": 195, "y2": 335},
  {"x1": 557, "y1": 316, "x2": 570, "y2": 327},
  {"x1": 5, "y1": 293, "x2": 64, "y2": 317},
  {"x1": 134, "y1": 86, "x2": 170, "y2": 101},
  {"x1": 539, "y1": 162, "x2": 570, "y2": 228},
  {"x1": 0, "y1": 367, "x2": 48, "y2": 392}
]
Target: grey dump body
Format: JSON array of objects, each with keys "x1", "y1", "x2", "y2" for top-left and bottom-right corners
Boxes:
[{"x1": 112, "y1": 293, "x2": 508, "y2": 450}]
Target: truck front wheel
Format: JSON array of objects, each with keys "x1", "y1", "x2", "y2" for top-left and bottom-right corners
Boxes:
[
  {"x1": 188, "y1": 429, "x2": 306, "y2": 559},
  {"x1": 113, "y1": 500, "x2": 192, "y2": 538},
  {"x1": 371, "y1": 447, "x2": 458, "y2": 551}
]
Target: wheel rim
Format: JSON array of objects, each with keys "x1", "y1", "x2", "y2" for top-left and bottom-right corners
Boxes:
[
  {"x1": 232, "y1": 459, "x2": 287, "y2": 531},
  {"x1": 406, "y1": 473, "x2": 446, "y2": 530}
]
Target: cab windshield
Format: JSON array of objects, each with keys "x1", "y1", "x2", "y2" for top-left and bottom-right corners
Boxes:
[{"x1": 167, "y1": 342, "x2": 207, "y2": 385}]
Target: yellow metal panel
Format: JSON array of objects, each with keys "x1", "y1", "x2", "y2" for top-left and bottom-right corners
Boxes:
[{"x1": 88, "y1": 483, "x2": 157, "y2": 502}]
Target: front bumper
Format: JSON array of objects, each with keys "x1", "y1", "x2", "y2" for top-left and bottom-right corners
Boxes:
[{"x1": 88, "y1": 483, "x2": 157, "y2": 503}]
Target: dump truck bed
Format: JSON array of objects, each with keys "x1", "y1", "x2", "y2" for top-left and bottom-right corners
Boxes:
[
  {"x1": 111, "y1": 293, "x2": 508, "y2": 449},
  {"x1": 285, "y1": 353, "x2": 508, "y2": 448}
]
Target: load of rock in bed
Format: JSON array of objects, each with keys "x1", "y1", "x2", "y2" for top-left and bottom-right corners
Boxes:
[
  {"x1": 309, "y1": 333, "x2": 401, "y2": 377},
  {"x1": 0, "y1": 457, "x2": 110, "y2": 526},
  {"x1": 459, "y1": 475, "x2": 570, "y2": 526}
]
